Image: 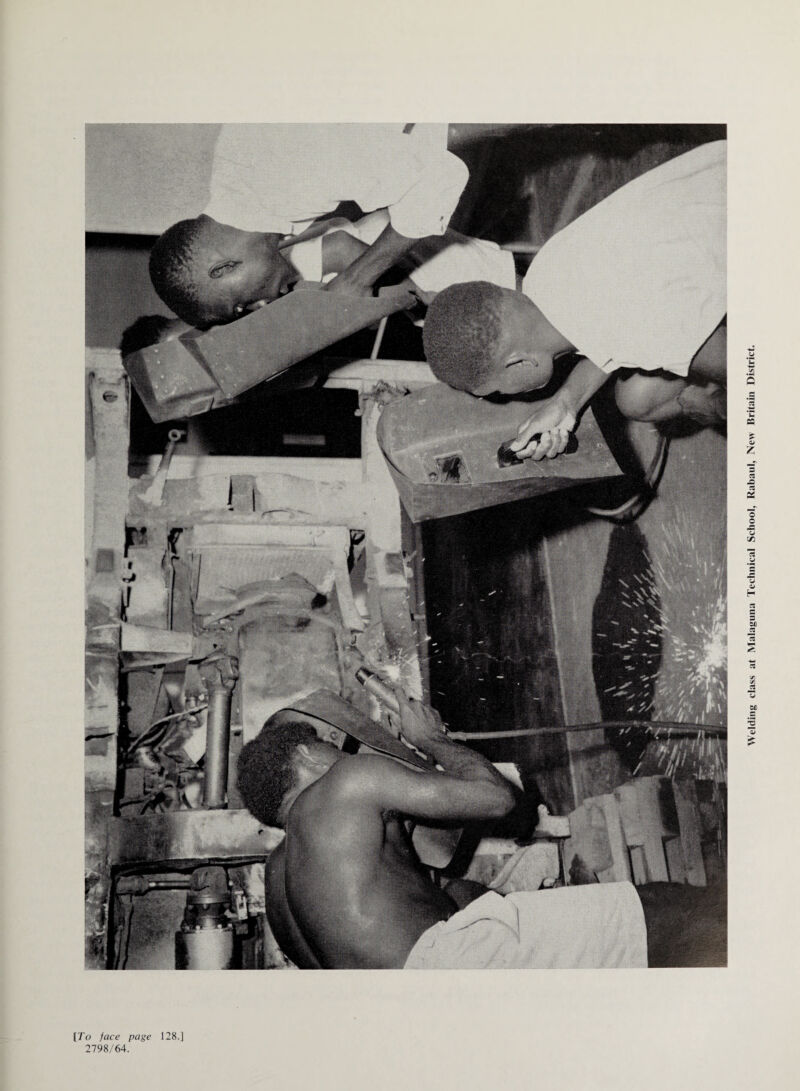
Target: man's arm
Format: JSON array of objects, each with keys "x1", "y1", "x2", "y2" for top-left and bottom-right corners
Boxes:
[
  {"x1": 321, "y1": 226, "x2": 425, "y2": 299},
  {"x1": 688, "y1": 323, "x2": 726, "y2": 385},
  {"x1": 324, "y1": 133, "x2": 468, "y2": 296},
  {"x1": 324, "y1": 694, "x2": 517, "y2": 824},
  {"x1": 324, "y1": 752, "x2": 516, "y2": 827},
  {"x1": 324, "y1": 223, "x2": 418, "y2": 296},
  {"x1": 394, "y1": 693, "x2": 509, "y2": 787},
  {"x1": 320, "y1": 229, "x2": 370, "y2": 276},
  {"x1": 510, "y1": 356, "x2": 609, "y2": 461}
]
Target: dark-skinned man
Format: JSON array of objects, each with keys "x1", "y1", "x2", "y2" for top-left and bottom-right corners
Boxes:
[
  {"x1": 149, "y1": 124, "x2": 468, "y2": 329},
  {"x1": 237, "y1": 692, "x2": 667, "y2": 969}
]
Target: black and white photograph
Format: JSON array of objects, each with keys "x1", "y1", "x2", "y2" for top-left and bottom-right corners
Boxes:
[
  {"x1": 4, "y1": 3, "x2": 798, "y2": 1088},
  {"x1": 86, "y1": 122, "x2": 727, "y2": 972}
]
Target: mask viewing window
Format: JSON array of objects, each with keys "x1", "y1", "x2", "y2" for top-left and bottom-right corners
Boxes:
[{"x1": 432, "y1": 453, "x2": 471, "y2": 484}]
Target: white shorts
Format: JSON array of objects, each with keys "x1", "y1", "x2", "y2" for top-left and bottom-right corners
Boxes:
[{"x1": 404, "y1": 884, "x2": 647, "y2": 969}]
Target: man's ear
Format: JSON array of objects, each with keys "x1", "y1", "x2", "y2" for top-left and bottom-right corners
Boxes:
[
  {"x1": 502, "y1": 352, "x2": 537, "y2": 373},
  {"x1": 297, "y1": 742, "x2": 329, "y2": 769},
  {"x1": 502, "y1": 357, "x2": 540, "y2": 389}
]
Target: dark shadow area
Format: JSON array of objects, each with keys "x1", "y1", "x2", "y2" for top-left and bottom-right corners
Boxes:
[
  {"x1": 591, "y1": 523, "x2": 663, "y2": 771},
  {"x1": 421, "y1": 495, "x2": 571, "y2": 811},
  {"x1": 127, "y1": 382, "x2": 363, "y2": 460},
  {"x1": 638, "y1": 881, "x2": 727, "y2": 967},
  {"x1": 449, "y1": 123, "x2": 726, "y2": 243}
]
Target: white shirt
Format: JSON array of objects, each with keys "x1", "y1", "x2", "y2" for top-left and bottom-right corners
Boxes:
[
  {"x1": 285, "y1": 210, "x2": 516, "y2": 294},
  {"x1": 204, "y1": 123, "x2": 468, "y2": 241},
  {"x1": 523, "y1": 140, "x2": 726, "y2": 377}
]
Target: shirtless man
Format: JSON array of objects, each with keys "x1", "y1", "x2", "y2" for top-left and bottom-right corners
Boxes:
[
  {"x1": 236, "y1": 694, "x2": 662, "y2": 970},
  {"x1": 236, "y1": 694, "x2": 514, "y2": 969}
]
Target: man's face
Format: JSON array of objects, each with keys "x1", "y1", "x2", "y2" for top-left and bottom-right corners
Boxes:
[
  {"x1": 468, "y1": 297, "x2": 554, "y2": 398},
  {"x1": 196, "y1": 230, "x2": 295, "y2": 326}
]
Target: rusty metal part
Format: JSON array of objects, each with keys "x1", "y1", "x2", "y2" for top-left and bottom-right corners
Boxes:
[
  {"x1": 136, "y1": 428, "x2": 186, "y2": 507},
  {"x1": 108, "y1": 810, "x2": 283, "y2": 867},
  {"x1": 85, "y1": 359, "x2": 131, "y2": 968},
  {"x1": 116, "y1": 875, "x2": 193, "y2": 894}
]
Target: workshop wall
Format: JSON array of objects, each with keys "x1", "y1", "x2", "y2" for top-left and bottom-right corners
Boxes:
[
  {"x1": 86, "y1": 124, "x2": 221, "y2": 235},
  {"x1": 86, "y1": 235, "x2": 166, "y2": 349}
]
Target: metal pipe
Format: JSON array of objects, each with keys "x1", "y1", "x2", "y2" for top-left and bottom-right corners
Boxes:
[
  {"x1": 203, "y1": 686, "x2": 233, "y2": 808},
  {"x1": 200, "y1": 656, "x2": 239, "y2": 809},
  {"x1": 116, "y1": 875, "x2": 193, "y2": 895}
]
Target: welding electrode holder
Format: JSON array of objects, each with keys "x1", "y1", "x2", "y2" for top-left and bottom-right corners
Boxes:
[
  {"x1": 497, "y1": 432, "x2": 579, "y2": 466},
  {"x1": 355, "y1": 668, "x2": 451, "y2": 741},
  {"x1": 355, "y1": 667, "x2": 400, "y2": 714}
]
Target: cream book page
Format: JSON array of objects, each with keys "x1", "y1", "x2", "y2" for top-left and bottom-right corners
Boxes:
[{"x1": 2, "y1": 1, "x2": 798, "y2": 1088}]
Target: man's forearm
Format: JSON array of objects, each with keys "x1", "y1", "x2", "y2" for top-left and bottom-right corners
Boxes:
[
  {"x1": 559, "y1": 356, "x2": 609, "y2": 417},
  {"x1": 419, "y1": 732, "x2": 513, "y2": 792},
  {"x1": 328, "y1": 223, "x2": 417, "y2": 291}
]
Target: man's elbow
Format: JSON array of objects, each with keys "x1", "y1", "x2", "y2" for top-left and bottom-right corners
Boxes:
[
  {"x1": 487, "y1": 780, "x2": 517, "y2": 819},
  {"x1": 446, "y1": 151, "x2": 470, "y2": 193}
]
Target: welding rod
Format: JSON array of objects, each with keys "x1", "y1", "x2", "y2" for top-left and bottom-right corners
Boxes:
[
  {"x1": 355, "y1": 669, "x2": 725, "y2": 739},
  {"x1": 446, "y1": 720, "x2": 726, "y2": 741}
]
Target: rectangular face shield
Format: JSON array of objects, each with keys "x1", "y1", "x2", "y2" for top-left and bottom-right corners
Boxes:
[
  {"x1": 377, "y1": 384, "x2": 622, "y2": 521},
  {"x1": 123, "y1": 284, "x2": 413, "y2": 423}
]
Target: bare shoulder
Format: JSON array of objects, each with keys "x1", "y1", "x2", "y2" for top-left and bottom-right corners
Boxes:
[
  {"x1": 317, "y1": 753, "x2": 406, "y2": 798},
  {"x1": 294, "y1": 754, "x2": 412, "y2": 820}
]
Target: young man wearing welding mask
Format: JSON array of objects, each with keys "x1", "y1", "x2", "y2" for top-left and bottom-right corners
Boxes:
[
  {"x1": 422, "y1": 140, "x2": 727, "y2": 462},
  {"x1": 238, "y1": 691, "x2": 724, "y2": 969},
  {"x1": 148, "y1": 124, "x2": 469, "y2": 329}
]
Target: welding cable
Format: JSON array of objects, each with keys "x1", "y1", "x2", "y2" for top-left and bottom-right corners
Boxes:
[
  {"x1": 586, "y1": 433, "x2": 670, "y2": 523},
  {"x1": 447, "y1": 719, "x2": 725, "y2": 741},
  {"x1": 127, "y1": 705, "x2": 208, "y2": 753},
  {"x1": 112, "y1": 894, "x2": 136, "y2": 970}
]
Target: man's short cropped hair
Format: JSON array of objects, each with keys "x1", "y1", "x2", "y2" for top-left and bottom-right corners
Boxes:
[
  {"x1": 149, "y1": 218, "x2": 209, "y2": 328},
  {"x1": 236, "y1": 718, "x2": 319, "y2": 828},
  {"x1": 422, "y1": 281, "x2": 507, "y2": 391}
]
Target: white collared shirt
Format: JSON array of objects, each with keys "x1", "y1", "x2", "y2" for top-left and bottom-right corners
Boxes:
[
  {"x1": 523, "y1": 140, "x2": 726, "y2": 377},
  {"x1": 286, "y1": 209, "x2": 516, "y2": 294},
  {"x1": 204, "y1": 123, "x2": 468, "y2": 241}
]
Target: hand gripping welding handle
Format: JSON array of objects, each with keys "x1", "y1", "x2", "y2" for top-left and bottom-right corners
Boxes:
[{"x1": 497, "y1": 431, "x2": 579, "y2": 466}]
